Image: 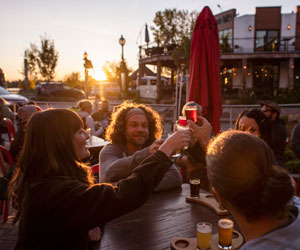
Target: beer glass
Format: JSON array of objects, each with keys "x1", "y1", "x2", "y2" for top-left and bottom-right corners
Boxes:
[
  {"x1": 170, "y1": 116, "x2": 189, "y2": 157},
  {"x1": 184, "y1": 103, "x2": 198, "y2": 123},
  {"x1": 218, "y1": 219, "x2": 233, "y2": 249},
  {"x1": 189, "y1": 178, "x2": 200, "y2": 198},
  {"x1": 197, "y1": 222, "x2": 212, "y2": 250},
  {"x1": 177, "y1": 116, "x2": 189, "y2": 150}
]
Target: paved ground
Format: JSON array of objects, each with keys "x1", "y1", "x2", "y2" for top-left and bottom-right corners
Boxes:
[{"x1": 0, "y1": 208, "x2": 17, "y2": 250}]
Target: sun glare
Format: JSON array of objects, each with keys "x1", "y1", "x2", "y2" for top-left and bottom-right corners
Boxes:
[{"x1": 94, "y1": 69, "x2": 107, "y2": 81}]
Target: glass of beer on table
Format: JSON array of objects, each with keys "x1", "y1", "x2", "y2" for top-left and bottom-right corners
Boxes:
[
  {"x1": 189, "y1": 178, "x2": 200, "y2": 198},
  {"x1": 218, "y1": 219, "x2": 233, "y2": 249},
  {"x1": 197, "y1": 222, "x2": 212, "y2": 250}
]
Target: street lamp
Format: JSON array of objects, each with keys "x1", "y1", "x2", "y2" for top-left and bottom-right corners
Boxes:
[
  {"x1": 83, "y1": 51, "x2": 93, "y2": 98},
  {"x1": 119, "y1": 35, "x2": 126, "y2": 98}
]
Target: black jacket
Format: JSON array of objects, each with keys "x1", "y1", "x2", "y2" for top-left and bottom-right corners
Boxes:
[{"x1": 271, "y1": 117, "x2": 287, "y2": 167}]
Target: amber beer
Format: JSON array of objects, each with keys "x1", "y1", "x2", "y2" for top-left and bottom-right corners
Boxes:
[
  {"x1": 218, "y1": 219, "x2": 233, "y2": 249},
  {"x1": 189, "y1": 178, "x2": 200, "y2": 197},
  {"x1": 185, "y1": 106, "x2": 197, "y2": 123},
  {"x1": 197, "y1": 222, "x2": 212, "y2": 250}
]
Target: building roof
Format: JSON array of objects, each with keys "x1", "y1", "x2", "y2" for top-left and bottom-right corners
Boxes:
[{"x1": 130, "y1": 65, "x2": 156, "y2": 80}]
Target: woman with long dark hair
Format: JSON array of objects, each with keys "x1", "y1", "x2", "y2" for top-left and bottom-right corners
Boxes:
[
  {"x1": 10, "y1": 108, "x2": 191, "y2": 250},
  {"x1": 235, "y1": 108, "x2": 273, "y2": 149}
]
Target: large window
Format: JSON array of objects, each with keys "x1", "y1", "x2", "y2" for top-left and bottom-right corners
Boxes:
[
  {"x1": 219, "y1": 28, "x2": 232, "y2": 52},
  {"x1": 255, "y1": 30, "x2": 279, "y2": 52}
]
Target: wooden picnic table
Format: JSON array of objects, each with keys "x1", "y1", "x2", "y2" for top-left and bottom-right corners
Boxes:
[{"x1": 93, "y1": 184, "x2": 241, "y2": 250}]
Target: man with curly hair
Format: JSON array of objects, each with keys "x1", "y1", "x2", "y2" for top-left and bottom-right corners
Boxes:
[{"x1": 99, "y1": 102, "x2": 182, "y2": 191}]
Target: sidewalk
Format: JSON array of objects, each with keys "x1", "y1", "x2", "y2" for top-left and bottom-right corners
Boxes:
[{"x1": 0, "y1": 208, "x2": 17, "y2": 250}]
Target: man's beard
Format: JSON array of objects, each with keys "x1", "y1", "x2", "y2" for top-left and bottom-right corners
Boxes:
[{"x1": 127, "y1": 133, "x2": 148, "y2": 148}]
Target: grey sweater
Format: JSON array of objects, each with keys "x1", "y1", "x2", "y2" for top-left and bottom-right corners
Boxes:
[
  {"x1": 99, "y1": 143, "x2": 182, "y2": 192},
  {"x1": 240, "y1": 197, "x2": 300, "y2": 250}
]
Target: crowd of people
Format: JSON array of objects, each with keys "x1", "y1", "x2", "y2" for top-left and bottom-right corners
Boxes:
[{"x1": 0, "y1": 98, "x2": 299, "y2": 249}]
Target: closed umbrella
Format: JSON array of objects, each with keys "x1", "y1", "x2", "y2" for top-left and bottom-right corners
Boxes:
[
  {"x1": 188, "y1": 6, "x2": 222, "y2": 134},
  {"x1": 145, "y1": 23, "x2": 150, "y2": 47}
]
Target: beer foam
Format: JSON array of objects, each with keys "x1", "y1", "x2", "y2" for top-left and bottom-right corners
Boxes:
[
  {"x1": 190, "y1": 179, "x2": 200, "y2": 184},
  {"x1": 218, "y1": 219, "x2": 233, "y2": 229},
  {"x1": 197, "y1": 224, "x2": 212, "y2": 233}
]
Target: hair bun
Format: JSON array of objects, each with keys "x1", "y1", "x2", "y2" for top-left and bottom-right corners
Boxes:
[{"x1": 259, "y1": 166, "x2": 294, "y2": 215}]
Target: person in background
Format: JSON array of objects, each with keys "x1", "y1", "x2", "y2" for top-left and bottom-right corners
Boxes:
[
  {"x1": 261, "y1": 101, "x2": 287, "y2": 168},
  {"x1": 99, "y1": 102, "x2": 189, "y2": 192},
  {"x1": 92, "y1": 99, "x2": 111, "y2": 138},
  {"x1": 0, "y1": 97, "x2": 15, "y2": 121},
  {"x1": 9, "y1": 105, "x2": 40, "y2": 161},
  {"x1": 76, "y1": 99, "x2": 105, "y2": 137},
  {"x1": 175, "y1": 101, "x2": 210, "y2": 189},
  {"x1": 206, "y1": 130, "x2": 299, "y2": 250},
  {"x1": 235, "y1": 109, "x2": 273, "y2": 150},
  {"x1": 9, "y1": 108, "x2": 188, "y2": 249},
  {"x1": 0, "y1": 97, "x2": 16, "y2": 145},
  {"x1": 291, "y1": 122, "x2": 300, "y2": 159}
]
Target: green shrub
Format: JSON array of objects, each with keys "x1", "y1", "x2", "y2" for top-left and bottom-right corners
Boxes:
[{"x1": 285, "y1": 148, "x2": 300, "y2": 174}]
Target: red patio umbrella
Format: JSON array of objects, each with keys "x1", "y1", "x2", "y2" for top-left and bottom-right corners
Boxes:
[{"x1": 188, "y1": 6, "x2": 222, "y2": 134}]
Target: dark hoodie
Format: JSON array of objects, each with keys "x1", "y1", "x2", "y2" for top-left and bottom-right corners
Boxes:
[{"x1": 270, "y1": 117, "x2": 287, "y2": 168}]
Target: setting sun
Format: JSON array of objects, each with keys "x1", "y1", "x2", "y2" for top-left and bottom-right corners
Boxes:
[{"x1": 94, "y1": 68, "x2": 107, "y2": 81}]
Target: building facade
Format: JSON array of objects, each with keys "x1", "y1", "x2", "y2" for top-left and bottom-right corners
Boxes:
[{"x1": 216, "y1": 6, "x2": 300, "y2": 94}]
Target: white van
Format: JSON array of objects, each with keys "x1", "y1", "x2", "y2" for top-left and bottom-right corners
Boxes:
[{"x1": 137, "y1": 76, "x2": 168, "y2": 100}]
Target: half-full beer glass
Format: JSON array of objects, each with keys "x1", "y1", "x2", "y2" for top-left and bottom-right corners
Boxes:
[
  {"x1": 218, "y1": 219, "x2": 233, "y2": 249},
  {"x1": 197, "y1": 222, "x2": 212, "y2": 250}
]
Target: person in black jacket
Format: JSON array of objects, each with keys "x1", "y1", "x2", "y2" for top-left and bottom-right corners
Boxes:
[
  {"x1": 9, "y1": 108, "x2": 191, "y2": 250},
  {"x1": 261, "y1": 101, "x2": 287, "y2": 168}
]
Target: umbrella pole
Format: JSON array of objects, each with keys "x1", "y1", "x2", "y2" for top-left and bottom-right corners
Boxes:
[
  {"x1": 174, "y1": 68, "x2": 179, "y2": 123},
  {"x1": 186, "y1": 68, "x2": 189, "y2": 103},
  {"x1": 178, "y1": 70, "x2": 183, "y2": 118}
]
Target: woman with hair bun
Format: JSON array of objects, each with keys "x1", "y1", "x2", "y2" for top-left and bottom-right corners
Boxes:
[{"x1": 206, "y1": 130, "x2": 300, "y2": 249}]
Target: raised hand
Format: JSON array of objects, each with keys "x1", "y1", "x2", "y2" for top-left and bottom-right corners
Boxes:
[
  {"x1": 158, "y1": 129, "x2": 192, "y2": 157},
  {"x1": 149, "y1": 139, "x2": 165, "y2": 155},
  {"x1": 187, "y1": 117, "x2": 212, "y2": 151}
]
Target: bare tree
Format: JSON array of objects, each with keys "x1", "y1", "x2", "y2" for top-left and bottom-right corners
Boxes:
[{"x1": 25, "y1": 35, "x2": 59, "y2": 81}]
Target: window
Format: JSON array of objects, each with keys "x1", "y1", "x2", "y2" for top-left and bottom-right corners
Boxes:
[
  {"x1": 219, "y1": 28, "x2": 232, "y2": 52},
  {"x1": 255, "y1": 30, "x2": 279, "y2": 52}
]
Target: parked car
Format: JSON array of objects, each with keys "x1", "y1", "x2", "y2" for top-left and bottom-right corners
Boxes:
[
  {"x1": 0, "y1": 86, "x2": 29, "y2": 108},
  {"x1": 35, "y1": 82, "x2": 85, "y2": 99}
]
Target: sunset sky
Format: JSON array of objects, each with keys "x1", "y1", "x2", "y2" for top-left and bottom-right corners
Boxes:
[{"x1": 0, "y1": 0, "x2": 298, "y2": 81}]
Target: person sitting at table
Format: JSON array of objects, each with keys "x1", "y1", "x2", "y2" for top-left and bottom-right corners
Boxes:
[
  {"x1": 9, "y1": 108, "x2": 191, "y2": 250},
  {"x1": 175, "y1": 101, "x2": 211, "y2": 190},
  {"x1": 92, "y1": 99, "x2": 111, "y2": 139},
  {"x1": 0, "y1": 97, "x2": 16, "y2": 145},
  {"x1": 76, "y1": 99, "x2": 105, "y2": 137},
  {"x1": 206, "y1": 130, "x2": 299, "y2": 249},
  {"x1": 10, "y1": 104, "x2": 40, "y2": 161},
  {"x1": 99, "y1": 101, "x2": 184, "y2": 192},
  {"x1": 235, "y1": 108, "x2": 273, "y2": 150}
]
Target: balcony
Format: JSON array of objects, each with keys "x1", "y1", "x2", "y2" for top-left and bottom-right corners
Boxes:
[{"x1": 221, "y1": 36, "x2": 300, "y2": 54}]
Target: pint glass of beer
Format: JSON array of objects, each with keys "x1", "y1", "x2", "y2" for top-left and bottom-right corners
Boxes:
[
  {"x1": 185, "y1": 104, "x2": 198, "y2": 123},
  {"x1": 218, "y1": 219, "x2": 233, "y2": 249},
  {"x1": 189, "y1": 178, "x2": 200, "y2": 198},
  {"x1": 197, "y1": 222, "x2": 212, "y2": 250}
]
